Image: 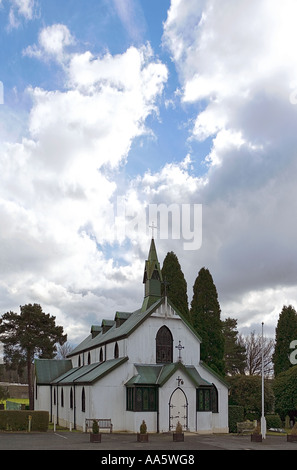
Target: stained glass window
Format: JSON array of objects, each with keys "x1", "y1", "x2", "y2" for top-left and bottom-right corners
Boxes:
[
  {"x1": 156, "y1": 326, "x2": 173, "y2": 363},
  {"x1": 126, "y1": 387, "x2": 158, "y2": 411},
  {"x1": 197, "y1": 387, "x2": 212, "y2": 411}
]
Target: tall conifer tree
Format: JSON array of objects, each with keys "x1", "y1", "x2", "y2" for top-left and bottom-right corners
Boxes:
[
  {"x1": 272, "y1": 305, "x2": 297, "y2": 376},
  {"x1": 161, "y1": 251, "x2": 190, "y2": 321},
  {"x1": 190, "y1": 267, "x2": 225, "y2": 375},
  {"x1": 222, "y1": 317, "x2": 246, "y2": 375}
]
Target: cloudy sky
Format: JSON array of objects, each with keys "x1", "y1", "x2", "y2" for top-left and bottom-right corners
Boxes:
[{"x1": 1, "y1": 0, "x2": 297, "y2": 347}]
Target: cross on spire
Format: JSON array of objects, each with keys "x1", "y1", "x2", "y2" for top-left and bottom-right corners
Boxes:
[{"x1": 149, "y1": 221, "x2": 157, "y2": 239}]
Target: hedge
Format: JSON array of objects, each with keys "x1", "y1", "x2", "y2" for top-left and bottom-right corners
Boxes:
[
  {"x1": 0, "y1": 411, "x2": 49, "y2": 432},
  {"x1": 228, "y1": 405, "x2": 244, "y2": 433},
  {"x1": 265, "y1": 414, "x2": 283, "y2": 429}
]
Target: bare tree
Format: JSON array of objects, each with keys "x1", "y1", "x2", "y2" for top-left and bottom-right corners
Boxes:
[
  {"x1": 238, "y1": 331, "x2": 274, "y2": 376},
  {"x1": 55, "y1": 341, "x2": 73, "y2": 360}
]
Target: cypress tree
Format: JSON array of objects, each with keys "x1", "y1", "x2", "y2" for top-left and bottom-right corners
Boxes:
[
  {"x1": 190, "y1": 267, "x2": 225, "y2": 376},
  {"x1": 272, "y1": 305, "x2": 297, "y2": 376},
  {"x1": 222, "y1": 317, "x2": 246, "y2": 375},
  {"x1": 161, "y1": 251, "x2": 190, "y2": 321}
]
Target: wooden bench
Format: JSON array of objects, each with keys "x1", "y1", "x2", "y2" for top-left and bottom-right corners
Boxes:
[
  {"x1": 85, "y1": 418, "x2": 113, "y2": 433},
  {"x1": 237, "y1": 421, "x2": 256, "y2": 435}
]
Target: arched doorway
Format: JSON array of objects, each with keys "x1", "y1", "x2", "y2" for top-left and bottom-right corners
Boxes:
[{"x1": 169, "y1": 387, "x2": 188, "y2": 431}]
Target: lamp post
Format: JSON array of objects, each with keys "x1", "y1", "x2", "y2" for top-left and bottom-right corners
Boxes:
[{"x1": 261, "y1": 322, "x2": 266, "y2": 439}]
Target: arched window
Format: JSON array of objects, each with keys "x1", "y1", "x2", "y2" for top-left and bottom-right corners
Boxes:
[
  {"x1": 211, "y1": 384, "x2": 219, "y2": 413},
  {"x1": 81, "y1": 387, "x2": 85, "y2": 413},
  {"x1": 61, "y1": 388, "x2": 64, "y2": 407},
  {"x1": 53, "y1": 388, "x2": 56, "y2": 405},
  {"x1": 78, "y1": 355, "x2": 81, "y2": 367},
  {"x1": 114, "y1": 342, "x2": 119, "y2": 359},
  {"x1": 99, "y1": 347, "x2": 103, "y2": 362},
  {"x1": 156, "y1": 326, "x2": 173, "y2": 363},
  {"x1": 70, "y1": 388, "x2": 73, "y2": 409},
  {"x1": 88, "y1": 351, "x2": 91, "y2": 364}
]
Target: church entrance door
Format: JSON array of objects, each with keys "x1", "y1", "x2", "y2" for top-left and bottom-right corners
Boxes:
[{"x1": 169, "y1": 387, "x2": 188, "y2": 431}]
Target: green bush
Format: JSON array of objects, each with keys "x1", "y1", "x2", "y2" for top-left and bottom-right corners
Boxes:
[
  {"x1": 265, "y1": 414, "x2": 283, "y2": 429},
  {"x1": 0, "y1": 411, "x2": 49, "y2": 432},
  {"x1": 228, "y1": 405, "x2": 244, "y2": 433}
]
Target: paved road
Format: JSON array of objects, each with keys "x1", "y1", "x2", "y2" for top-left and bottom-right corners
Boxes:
[{"x1": 0, "y1": 431, "x2": 295, "y2": 451}]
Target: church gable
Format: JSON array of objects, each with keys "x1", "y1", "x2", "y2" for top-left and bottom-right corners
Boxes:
[{"x1": 35, "y1": 237, "x2": 229, "y2": 434}]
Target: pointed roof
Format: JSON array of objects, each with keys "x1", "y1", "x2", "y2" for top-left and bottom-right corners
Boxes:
[
  {"x1": 142, "y1": 237, "x2": 162, "y2": 282},
  {"x1": 141, "y1": 238, "x2": 163, "y2": 311}
]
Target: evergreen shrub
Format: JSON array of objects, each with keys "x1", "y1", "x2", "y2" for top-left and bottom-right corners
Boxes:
[
  {"x1": 0, "y1": 410, "x2": 49, "y2": 431},
  {"x1": 228, "y1": 405, "x2": 244, "y2": 433},
  {"x1": 265, "y1": 414, "x2": 282, "y2": 429},
  {"x1": 139, "y1": 420, "x2": 147, "y2": 434}
]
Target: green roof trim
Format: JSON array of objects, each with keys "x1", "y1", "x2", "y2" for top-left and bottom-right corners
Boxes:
[
  {"x1": 51, "y1": 357, "x2": 128, "y2": 385},
  {"x1": 166, "y1": 297, "x2": 202, "y2": 343},
  {"x1": 125, "y1": 362, "x2": 211, "y2": 388},
  {"x1": 67, "y1": 296, "x2": 202, "y2": 358},
  {"x1": 35, "y1": 359, "x2": 72, "y2": 385},
  {"x1": 67, "y1": 297, "x2": 202, "y2": 357},
  {"x1": 115, "y1": 311, "x2": 133, "y2": 320},
  {"x1": 199, "y1": 361, "x2": 230, "y2": 388},
  {"x1": 67, "y1": 298, "x2": 163, "y2": 357}
]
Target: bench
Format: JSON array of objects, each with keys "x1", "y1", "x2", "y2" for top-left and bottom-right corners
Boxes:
[
  {"x1": 237, "y1": 421, "x2": 256, "y2": 435},
  {"x1": 85, "y1": 418, "x2": 113, "y2": 433}
]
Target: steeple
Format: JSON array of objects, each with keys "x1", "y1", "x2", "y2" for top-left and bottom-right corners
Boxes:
[{"x1": 141, "y1": 237, "x2": 163, "y2": 311}]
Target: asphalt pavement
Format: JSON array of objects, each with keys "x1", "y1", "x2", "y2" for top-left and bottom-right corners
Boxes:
[{"x1": 0, "y1": 430, "x2": 295, "y2": 451}]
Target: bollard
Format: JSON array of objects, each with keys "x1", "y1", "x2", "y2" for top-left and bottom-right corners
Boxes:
[{"x1": 28, "y1": 415, "x2": 32, "y2": 433}]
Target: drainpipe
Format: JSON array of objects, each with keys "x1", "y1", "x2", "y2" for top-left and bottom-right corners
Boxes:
[
  {"x1": 50, "y1": 385, "x2": 52, "y2": 423},
  {"x1": 157, "y1": 386, "x2": 159, "y2": 433},
  {"x1": 56, "y1": 385, "x2": 59, "y2": 426}
]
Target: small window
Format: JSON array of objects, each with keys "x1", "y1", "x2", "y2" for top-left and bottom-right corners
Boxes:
[
  {"x1": 114, "y1": 342, "x2": 119, "y2": 359},
  {"x1": 70, "y1": 388, "x2": 73, "y2": 409},
  {"x1": 82, "y1": 387, "x2": 85, "y2": 413},
  {"x1": 100, "y1": 348, "x2": 103, "y2": 362},
  {"x1": 88, "y1": 351, "x2": 91, "y2": 364},
  {"x1": 61, "y1": 388, "x2": 64, "y2": 407}
]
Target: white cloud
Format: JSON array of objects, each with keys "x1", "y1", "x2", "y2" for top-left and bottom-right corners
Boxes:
[
  {"x1": 24, "y1": 24, "x2": 75, "y2": 62},
  {"x1": 3, "y1": 1, "x2": 297, "y2": 345},
  {"x1": 164, "y1": 0, "x2": 297, "y2": 147},
  {"x1": 7, "y1": 0, "x2": 36, "y2": 28},
  {"x1": 161, "y1": 0, "x2": 297, "y2": 336},
  {"x1": 0, "y1": 25, "x2": 168, "y2": 343},
  {"x1": 11, "y1": 0, "x2": 34, "y2": 19}
]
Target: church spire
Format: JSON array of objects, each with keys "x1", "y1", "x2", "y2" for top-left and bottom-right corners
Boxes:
[{"x1": 141, "y1": 237, "x2": 163, "y2": 312}]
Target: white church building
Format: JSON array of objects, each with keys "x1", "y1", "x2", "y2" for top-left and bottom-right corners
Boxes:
[{"x1": 34, "y1": 238, "x2": 229, "y2": 433}]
